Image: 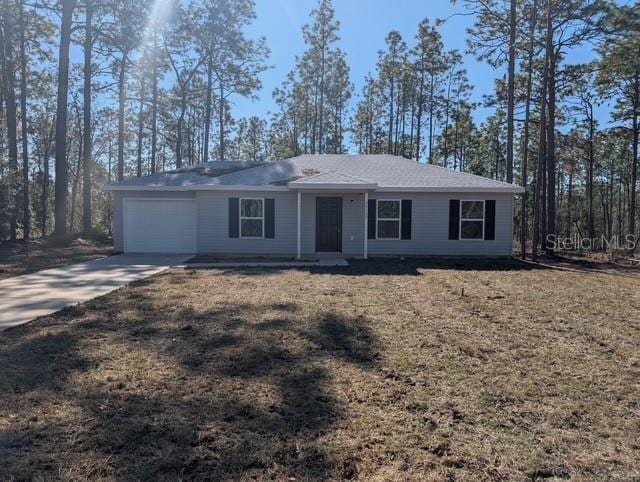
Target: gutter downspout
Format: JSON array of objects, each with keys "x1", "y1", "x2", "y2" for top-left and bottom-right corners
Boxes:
[
  {"x1": 297, "y1": 191, "x2": 302, "y2": 260},
  {"x1": 364, "y1": 191, "x2": 368, "y2": 259}
]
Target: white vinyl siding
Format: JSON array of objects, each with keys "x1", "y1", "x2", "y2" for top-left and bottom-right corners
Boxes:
[
  {"x1": 197, "y1": 191, "x2": 296, "y2": 255},
  {"x1": 367, "y1": 193, "x2": 513, "y2": 256},
  {"x1": 113, "y1": 190, "x2": 514, "y2": 257}
]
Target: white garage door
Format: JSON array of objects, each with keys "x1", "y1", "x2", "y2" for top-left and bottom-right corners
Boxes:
[{"x1": 124, "y1": 199, "x2": 196, "y2": 253}]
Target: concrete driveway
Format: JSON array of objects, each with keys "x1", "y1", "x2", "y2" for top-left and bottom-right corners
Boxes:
[{"x1": 0, "y1": 254, "x2": 190, "y2": 330}]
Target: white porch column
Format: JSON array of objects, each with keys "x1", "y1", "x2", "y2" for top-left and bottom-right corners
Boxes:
[
  {"x1": 296, "y1": 191, "x2": 301, "y2": 259},
  {"x1": 363, "y1": 191, "x2": 368, "y2": 259}
]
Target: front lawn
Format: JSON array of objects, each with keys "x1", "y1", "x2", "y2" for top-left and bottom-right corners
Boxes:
[{"x1": 1, "y1": 259, "x2": 639, "y2": 480}]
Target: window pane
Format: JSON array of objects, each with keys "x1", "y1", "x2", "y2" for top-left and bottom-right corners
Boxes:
[
  {"x1": 378, "y1": 220, "x2": 400, "y2": 239},
  {"x1": 241, "y1": 199, "x2": 263, "y2": 217},
  {"x1": 461, "y1": 220, "x2": 483, "y2": 239},
  {"x1": 378, "y1": 200, "x2": 400, "y2": 219},
  {"x1": 461, "y1": 201, "x2": 483, "y2": 219},
  {"x1": 241, "y1": 219, "x2": 263, "y2": 237}
]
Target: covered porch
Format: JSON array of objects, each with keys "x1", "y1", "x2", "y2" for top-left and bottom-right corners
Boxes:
[{"x1": 287, "y1": 171, "x2": 378, "y2": 260}]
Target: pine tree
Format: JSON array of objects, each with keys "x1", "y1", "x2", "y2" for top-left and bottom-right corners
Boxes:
[{"x1": 598, "y1": 3, "x2": 640, "y2": 247}]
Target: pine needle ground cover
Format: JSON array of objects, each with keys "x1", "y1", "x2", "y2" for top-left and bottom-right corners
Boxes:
[
  {"x1": 1, "y1": 259, "x2": 639, "y2": 480},
  {"x1": 0, "y1": 238, "x2": 112, "y2": 281}
]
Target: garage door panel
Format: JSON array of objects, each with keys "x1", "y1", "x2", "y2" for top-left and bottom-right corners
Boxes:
[{"x1": 124, "y1": 199, "x2": 196, "y2": 253}]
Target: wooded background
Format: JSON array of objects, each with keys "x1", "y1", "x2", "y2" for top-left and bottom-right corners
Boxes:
[{"x1": 0, "y1": 0, "x2": 638, "y2": 259}]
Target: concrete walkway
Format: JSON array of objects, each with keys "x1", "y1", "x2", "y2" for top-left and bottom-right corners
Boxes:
[
  {"x1": 0, "y1": 254, "x2": 189, "y2": 331},
  {"x1": 181, "y1": 258, "x2": 349, "y2": 268}
]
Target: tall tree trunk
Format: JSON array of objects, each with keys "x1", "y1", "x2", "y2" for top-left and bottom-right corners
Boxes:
[
  {"x1": 394, "y1": 92, "x2": 401, "y2": 155},
  {"x1": 520, "y1": 0, "x2": 537, "y2": 259},
  {"x1": 388, "y1": 56, "x2": 395, "y2": 153},
  {"x1": 162, "y1": 141, "x2": 166, "y2": 171},
  {"x1": 203, "y1": 57, "x2": 213, "y2": 164},
  {"x1": 311, "y1": 83, "x2": 318, "y2": 153},
  {"x1": 150, "y1": 28, "x2": 158, "y2": 173},
  {"x1": 607, "y1": 156, "x2": 614, "y2": 239},
  {"x1": 303, "y1": 89, "x2": 309, "y2": 153},
  {"x1": 567, "y1": 170, "x2": 573, "y2": 238},
  {"x1": 318, "y1": 39, "x2": 326, "y2": 154},
  {"x1": 495, "y1": 134, "x2": 501, "y2": 179},
  {"x1": 218, "y1": 83, "x2": 225, "y2": 160},
  {"x1": 442, "y1": 69, "x2": 453, "y2": 168},
  {"x1": 408, "y1": 102, "x2": 415, "y2": 158},
  {"x1": 54, "y1": 0, "x2": 76, "y2": 240},
  {"x1": 617, "y1": 164, "x2": 623, "y2": 239},
  {"x1": 82, "y1": 0, "x2": 93, "y2": 236},
  {"x1": 18, "y1": 0, "x2": 30, "y2": 241},
  {"x1": 428, "y1": 73, "x2": 435, "y2": 164},
  {"x1": 366, "y1": 86, "x2": 373, "y2": 153},
  {"x1": 587, "y1": 105, "x2": 595, "y2": 240},
  {"x1": 506, "y1": 0, "x2": 517, "y2": 184},
  {"x1": 415, "y1": 56, "x2": 425, "y2": 162},
  {"x1": 176, "y1": 92, "x2": 186, "y2": 167},
  {"x1": 292, "y1": 102, "x2": 299, "y2": 155},
  {"x1": 41, "y1": 122, "x2": 53, "y2": 237},
  {"x1": 630, "y1": 72, "x2": 639, "y2": 249},
  {"x1": 186, "y1": 110, "x2": 191, "y2": 165},
  {"x1": 453, "y1": 112, "x2": 460, "y2": 170},
  {"x1": 400, "y1": 98, "x2": 406, "y2": 157},
  {"x1": 0, "y1": 26, "x2": 6, "y2": 238},
  {"x1": 116, "y1": 49, "x2": 128, "y2": 181},
  {"x1": 136, "y1": 77, "x2": 145, "y2": 176},
  {"x1": 533, "y1": 23, "x2": 550, "y2": 262},
  {"x1": 544, "y1": 2, "x2": 556, "y2": 254},
  {"x1": 338, "y1": 103, "x2": 343, "y2": 153},
  {"x1": 2, "y1": 0, "x2": 19, "y2": 241},
  {"x1": 70, "y1": 108, "x2": 82, "y2": 233}
]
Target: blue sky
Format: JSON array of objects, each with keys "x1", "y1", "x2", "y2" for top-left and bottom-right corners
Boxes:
[
  {"x1": 233, "y1": 0, "x2": 612, "y2": 138},
  {"x1": 236, "y1": 0, "x2": 488, "y2": 120},
  {"x1": 69, "y1": 0, "x2": 614, "y2": 143}
]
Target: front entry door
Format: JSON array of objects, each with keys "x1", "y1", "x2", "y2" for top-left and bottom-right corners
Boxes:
[{"x1": 316, "y1": 197, "x2": 342, "y2": 252}]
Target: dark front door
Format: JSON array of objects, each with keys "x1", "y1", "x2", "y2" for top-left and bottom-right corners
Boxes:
[{"x1": 316, "y1": 197, "x2": 342, "y2": 252}]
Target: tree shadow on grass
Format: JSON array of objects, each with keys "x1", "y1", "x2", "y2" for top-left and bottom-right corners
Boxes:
[
  {"x1": 0, "y1": 297, "x2": 379, "y2": 480},
  {"x1": 0, "y1": 331, "x2": 88, "y2": 394}
]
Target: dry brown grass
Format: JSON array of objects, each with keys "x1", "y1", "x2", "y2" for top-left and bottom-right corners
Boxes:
[
  {"x1": 0, "y1": 238, "x2": 112, "y2": 280},
  {"x1": 1, "y1": 258, "x2": 639, "y2": 480}
]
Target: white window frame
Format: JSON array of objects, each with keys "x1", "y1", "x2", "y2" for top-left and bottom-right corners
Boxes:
[
  {"x1": 459, "y1": 199, "x2": 485, "y2": 241},
  {"x1": 375, "y1": 199, "x2": 401, "y2": 240},
  {"x1": 239, "y1": 197, "x2": 265, "y2": 239}
]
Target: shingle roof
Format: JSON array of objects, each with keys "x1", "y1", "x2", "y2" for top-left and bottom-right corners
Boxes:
[
  {"x1": 193, "y1": 154, "x2": 524, "y2": 192},
  {"x1": 104, "y1": 161, "x2": 263, "y2": 189},
  {"x1": 289, "y1": 170, "x2": 377, "y2": 187},
  {"x1": 105, "y1": 154, "x2": 524, "y2": 193}
]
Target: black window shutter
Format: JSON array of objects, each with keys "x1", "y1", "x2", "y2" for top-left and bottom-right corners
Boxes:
[
  {"x1": 449, "y1": 200, "x2": 460, "y2": 240},
  {"x1": 401, "y1": 200, "x2": 412, "y2": 240},
  {"x1": 368, "y1": 199, "x2": 376, "y2": 239},
  {"x1": 485, "y1": 200, "x2": 496, "y2": 240},
  {"x1": 229, "y1": 198, "x2": 239, "y2": 238},
  {"x1": 265, "y1": 198, "x2": 275, "y2": 238}
]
